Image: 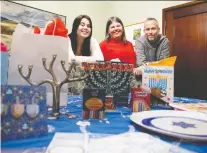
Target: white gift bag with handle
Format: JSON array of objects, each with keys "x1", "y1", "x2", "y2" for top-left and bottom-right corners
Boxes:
[{"x1": 8, "y1": 13, "x2": 69, "y2": 106}]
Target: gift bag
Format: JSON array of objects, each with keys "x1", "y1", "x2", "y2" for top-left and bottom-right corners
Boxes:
[
  {"x1": 0, "y1": 42, "x2": 9, "y2": 85},
  {"x1": 8, "y1": 18, "x2": 69, "y2": 106},
  {"x1": 1, "y1": 85, "x2": 48, "y2": 141},
  {"x1": 142, "y1": 57, "x2": 177, "y2": 103}
]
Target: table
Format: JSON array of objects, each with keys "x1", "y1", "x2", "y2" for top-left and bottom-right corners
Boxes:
[{"x1": 1, "y1": 96, "x2": 207, "y2": 153}]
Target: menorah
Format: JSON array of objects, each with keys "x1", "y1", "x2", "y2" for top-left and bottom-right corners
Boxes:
[
  {"x1": 148, "y1": 75, "x2": 167, "y2": 91},
  {"x1": 148, "y1": 75, "x2": 168, "y2": 98},
  {"x1": 18, "y1": 54, "x2": 88, "y2": 119},
  {"x1": 82, "y1": 61, "x2": 134, "y2": 111}
]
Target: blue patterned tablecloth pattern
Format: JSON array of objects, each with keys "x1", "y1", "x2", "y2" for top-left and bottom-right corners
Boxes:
[{"x1": 1, "y1": 96, "x2": 207, "y2": 153}]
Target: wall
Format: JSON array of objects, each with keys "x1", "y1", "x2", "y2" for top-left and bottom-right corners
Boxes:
[
  {"x1": 108, "y1": 1, "x2": 189, "y2": 33},
  {"x1": 14, "y1": 1, "x2": 189, "y2": 42},
  {"x1": 15, "y1": 1, "x2": 111, "y2": 42}
]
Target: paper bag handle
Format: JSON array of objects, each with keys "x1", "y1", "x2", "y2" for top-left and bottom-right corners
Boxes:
[{"x1": 29, "y1": 12, "x2": 56, "y2": 35}]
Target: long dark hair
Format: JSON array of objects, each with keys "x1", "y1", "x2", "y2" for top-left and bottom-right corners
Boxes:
[
  {"x1": 69, "y1": 15, "x2": 92, "y2": 56},
  {"x1": 105, "y1": 16, "x2": 127, "y2": 44}
]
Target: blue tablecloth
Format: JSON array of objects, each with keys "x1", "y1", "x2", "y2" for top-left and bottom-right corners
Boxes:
[{"x1": 1, "y1": 96, "x2": 207, "y2": 153}]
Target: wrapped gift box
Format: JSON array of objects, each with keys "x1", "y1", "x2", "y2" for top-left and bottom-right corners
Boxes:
[
  {"x1": 82, "y1": 88, "x2": 106, "y2": 120},
  {"x1": 1, "y1": 85, "x2": 48, "y2": 141}
]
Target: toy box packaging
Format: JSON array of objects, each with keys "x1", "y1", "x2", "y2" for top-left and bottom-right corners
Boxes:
[
  {"x1": 82, "y1": 61, "x2": 133, "y2": 111},
  {"x1": 142, "y1": 66, "x2": 174, "y2": 103},
  {"x1": 82, "y1": 88, "x2": 105, "y2": 119},
  {"x1": 142, "y1": 57, "x2": 177, "y2": 103},
  {"x1": 1, "y1": 85, "x2": 48, "y2": 141},
  {"x1": 131, "y1": 88, "x2": 151, "y2": 112}
]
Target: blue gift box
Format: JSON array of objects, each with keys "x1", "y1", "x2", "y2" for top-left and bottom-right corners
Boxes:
[
  {"x1": 0, "y1": 51, "x2": 9, "y2": 85},
  {"x1": 1, "y1": 85, "x2": 48, "y2": 141}
]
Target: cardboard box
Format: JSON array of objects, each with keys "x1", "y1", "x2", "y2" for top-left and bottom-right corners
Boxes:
[
  {"x1": 131, "y1": 88, "x2": 150, "y2": 112},
  {"x1": 1, "y1": 85, "x2": 48, "y2": 141},
  {"x1": 82, "y1": 88, "x2": 105, "y2": 119},
  {"x1": 142, "y1": 66, "x2": 174, "y2": 103}
]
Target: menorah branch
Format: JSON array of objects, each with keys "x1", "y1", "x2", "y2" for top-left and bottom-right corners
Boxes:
[
  {"x1": 60, "y1": 60, "x2": 76, "y2": 76},
  {"x1": 61, "y1": 61, "x2": 68, "y2": 75},
  {"x1": 42, "y1": 55, "x2": 57, "y2": 82},
  {"x1": 60, "y1": 66, "x2": 88, "y2": 87},
  {"x1": 68, "y1": 74, "x2": 89, "y2": 82},
  {"x1": 27, "y1": 65, "x2": 33, "y2": 78},
  {"x1": 50, "y1": 54, "x2": 57, "y2": 70},
  {"x1": 42, "y1": 59, "x2": 50, "y2": 72},
  {"x1": 18, "y1": 65, "x2": 54, "y2": 86},
  {"x1": 68, "y1": 60, "x2": 76, "y2": 73}
]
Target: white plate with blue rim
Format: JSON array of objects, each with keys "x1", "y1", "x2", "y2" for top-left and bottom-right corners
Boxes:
[{"x1": 130, "y1": 110, "x2": 207, "y2": 141}]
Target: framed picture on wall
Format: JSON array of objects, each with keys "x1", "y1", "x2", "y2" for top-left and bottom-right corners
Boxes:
[
  {"x1": 125, "y1": 22, "x2": 144, "y2": 47},
  {"x1": 1, "y1": 0, "x2": 67, "y2": 51}
]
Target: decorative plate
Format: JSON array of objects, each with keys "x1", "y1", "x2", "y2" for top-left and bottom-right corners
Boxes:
[{"x1": 130, "y1": 110, "x2": 207, "y2": 141}]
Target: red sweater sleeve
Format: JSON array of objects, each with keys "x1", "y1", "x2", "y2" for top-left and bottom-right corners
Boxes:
[
  {"x1": 99, "y1": 41, "x2": 108, "y2": 60},
  {"x1": 129, "y1": 42, "x2": 136, "y2": 67}
]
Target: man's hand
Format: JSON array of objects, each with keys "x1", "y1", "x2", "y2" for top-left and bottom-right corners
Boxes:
[
  {"x1": 111, "y1": 58, "x2": 120, "y2": 62},
  {"x1": 133, "y1": 66, "x2": 144, "y2": 76}
]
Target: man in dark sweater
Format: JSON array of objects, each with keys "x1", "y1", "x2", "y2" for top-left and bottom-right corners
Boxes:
[{"x1": 133, "y1": 18, "x2": 170, "y2": 75}]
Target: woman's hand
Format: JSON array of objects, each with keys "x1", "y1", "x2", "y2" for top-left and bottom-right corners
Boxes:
[
  {"x1": 133, "y1": 66, "x2": 144, "y2": 76},
  {"x1": 110, "y1": 58, "x2": 120, "y2": 62}
]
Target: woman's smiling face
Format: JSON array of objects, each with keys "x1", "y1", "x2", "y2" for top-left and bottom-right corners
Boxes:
[
  {"x1": 108, "y1": 21, "x2": 123, "y2": 40},
  {"x1": 77, "y1": 18, "x2": 91, "y2": 39}
]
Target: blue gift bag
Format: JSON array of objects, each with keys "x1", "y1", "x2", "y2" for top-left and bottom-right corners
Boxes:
[{"x1": 0, "y1": 51, "x2": 9, "y2": 85}]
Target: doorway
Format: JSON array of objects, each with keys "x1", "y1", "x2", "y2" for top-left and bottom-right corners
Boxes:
[{"x1": 163, "y1": 1, "x2": 207, "y2": 100}]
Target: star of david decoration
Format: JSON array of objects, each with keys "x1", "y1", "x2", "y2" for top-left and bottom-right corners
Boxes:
[{"x1": 172, "y1": 121, "x2": 196, "y2": 129}]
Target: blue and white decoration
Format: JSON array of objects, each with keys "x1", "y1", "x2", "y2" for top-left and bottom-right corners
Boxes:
[
  {"x1": 130, "y1": 110, "x2": 207, "y2": 141},
  {"x1": 1, "y1": 85, "x2": 48, "y2": 141}
]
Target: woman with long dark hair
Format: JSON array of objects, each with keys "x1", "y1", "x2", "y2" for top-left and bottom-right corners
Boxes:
[
  {"x1": 68, "y1": 15, "x2": 103, "y2": 64},
  {"x1": 68, "y1": 15, "x2": 103, "y2": 95}
]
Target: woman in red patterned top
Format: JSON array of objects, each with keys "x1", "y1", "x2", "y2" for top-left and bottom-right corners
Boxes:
[{"x1": 100, "y1": 16, "x2": 136, "y2": 67}]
